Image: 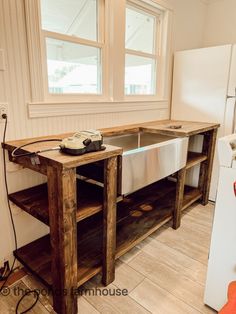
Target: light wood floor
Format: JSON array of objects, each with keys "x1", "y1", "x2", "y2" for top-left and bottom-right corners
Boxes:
[{"x1": 0, "y1": 202, "x2": 216, "y2": 313}]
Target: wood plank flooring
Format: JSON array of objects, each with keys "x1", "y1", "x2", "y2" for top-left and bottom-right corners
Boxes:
[{"x1": 0, "y1": 203, "x2": 216, "y2": 313}]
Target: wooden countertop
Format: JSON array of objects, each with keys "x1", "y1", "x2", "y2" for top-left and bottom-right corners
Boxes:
[
  {"x1": 2, "y1": 119, "x2": 219, "y2": 171},
  {"x1": 2, "y1": 133, "x2": 122, "y2": 171},
  {"x1": 100, "y1": 120, "x2": 220, "y2": 137}
]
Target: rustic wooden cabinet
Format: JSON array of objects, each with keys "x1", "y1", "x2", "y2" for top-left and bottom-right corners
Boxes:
[{"x1": 3, "y1": 120, "x2": 219, "y2": 314}]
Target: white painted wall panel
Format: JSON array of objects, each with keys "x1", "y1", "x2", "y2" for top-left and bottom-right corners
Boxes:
[
  {"x1": 0, "y1": 0, "x2": 169, "y2": 262},
  {"x1": 0, "y1": 0, "x2": 207, "y2": 261}
]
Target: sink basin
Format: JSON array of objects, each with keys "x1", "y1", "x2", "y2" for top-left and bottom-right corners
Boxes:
[
  {"x1": 103, "y1": 132, "x2": 189, "y2": 195},
  {"x1": 104, "y1": 132, "x2": 176, "y2": 152}
]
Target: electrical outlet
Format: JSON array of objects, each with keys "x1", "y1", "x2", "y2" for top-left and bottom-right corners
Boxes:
[{"x1": 0, "y1": 103, "x2": 8, "y2": 122}]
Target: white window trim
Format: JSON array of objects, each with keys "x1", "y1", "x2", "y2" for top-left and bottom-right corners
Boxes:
[
  {"x1": 125, "y1": 1, "x2": 160, "y2": 100},
  {"x1": 124, "y1": 0, "x2": 172, "y2": 101},
  {"x1": 41, "y1": 31, "x2": 107, "y2": 100},
  {"x1": 28, "y1": 99, "x2": 169, "y2": 118},
  {"x1": 43, "y1": 0, "x2": 109, "y2": 102},
  {"x1": 24, "y1": 0, "x2": 173, "y2": 117},
  {"x1": 25, "y1": 0, "x2": 109, "y2": 102}
]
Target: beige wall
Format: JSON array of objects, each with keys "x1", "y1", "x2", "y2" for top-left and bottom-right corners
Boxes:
[
  {"x1": 170, "y1": 0, "x2": 207, "y2": 51},
  {"x1": 204, "y1": 0, "x2": 236, "y2": 47},
  {"x1": 0, "y1": 0, "x2": 207, "y2": 262}
]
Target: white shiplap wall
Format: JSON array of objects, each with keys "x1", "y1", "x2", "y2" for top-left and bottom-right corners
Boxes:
[{"x1": 0, "y1": 0, "x2": 169, "y2": 262}]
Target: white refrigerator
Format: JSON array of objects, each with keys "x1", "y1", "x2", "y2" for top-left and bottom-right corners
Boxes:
[{"x1": 171, "y1": 44, "x2": 236, "y2": 201}]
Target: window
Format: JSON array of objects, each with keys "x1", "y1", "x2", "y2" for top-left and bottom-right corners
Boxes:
[
  {"x1": 25, "y1": 0, "x2": 172, "y2": 107},
  {"x1": 40, "y1": 0, "x2": 104, "y2": 95},
  {"x1": 125, "y1": 3, "x2": 160, "y2": 96}
]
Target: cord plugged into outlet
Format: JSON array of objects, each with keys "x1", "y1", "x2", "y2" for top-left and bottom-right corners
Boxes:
[
  {"x1": 1, "y1": 113, "x2": 40, "y2": 313},
  {"x1": 0, "y1": 104, "x2": 8, "y2": 122}
]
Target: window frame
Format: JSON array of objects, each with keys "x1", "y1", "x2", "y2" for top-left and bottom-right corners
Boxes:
[
  {"x1": 125, "y1": 1, "x2": 161, "y2": 99},
  {"x1": 27, "y1": 0, "x2": 109, "y2": 102},
  {"x1": 124, "y1": 0, "x2": 169, "y2": 101},
  {"x1": 24, "y1": 0, "x2": 172, "y2": 109}
]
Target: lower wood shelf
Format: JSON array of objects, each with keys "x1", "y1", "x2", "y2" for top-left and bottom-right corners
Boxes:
[
  {"x1": 182, "y1": 185, "x2": 202, "y2": 210},
  {"x1": 9, "y1": 180, "x2": 104, "y2": 224},
  {"x1": 13, "y1": 179, "x2": 201, "y2": 289},
  {"x1": 14, "y1": 221, "x2": 103, "y2": 288}
]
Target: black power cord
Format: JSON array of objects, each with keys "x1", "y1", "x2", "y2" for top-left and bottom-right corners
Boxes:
[
  {"x1": 1, "y1": 114, "x2": 40, "y2": 314},
  {"x1": 0, "y1": 114, "x2": 17, "y2": 284},
  {"x1": 11, "y1": 139, "x2": 61, "y2": 158},
  {"x1": 15, "y1": 290, "x2": 40, "y2": 314}
]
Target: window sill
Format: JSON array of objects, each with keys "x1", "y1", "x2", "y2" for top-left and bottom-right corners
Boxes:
[{"x1": 28, "y1": 99, "x2": 169, "y2": 118}]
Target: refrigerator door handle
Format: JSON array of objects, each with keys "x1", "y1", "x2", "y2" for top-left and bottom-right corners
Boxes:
[
  {"x1": 234, "y1": 181, "x2": 236, "y2": 197},
  {"x1": 228, "y1": 88, "x2": 236, "y2": 133},
  {"x1": 227, "y1": 88, "x2": 236, "y2": 99}
]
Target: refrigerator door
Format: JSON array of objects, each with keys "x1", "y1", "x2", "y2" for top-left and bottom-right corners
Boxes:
[
  {"x1": 171, "y1": 45, "x2": 232, "y2": 201},
  {"x1": 225, "y1": 44, "x2": 236, "y2": 135},
  {"x1": 171, "y1": 45, "x2": 231, "y2": 126},
  {"x1": 204, "y1": 166, "x2": 236, "y2": 311}
]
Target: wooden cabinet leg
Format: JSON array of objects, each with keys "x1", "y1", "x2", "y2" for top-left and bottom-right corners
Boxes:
[
  {"x1": 199, "y1": 129, "x2": 217, "y2": 205},
  {"x1": 102, "y1": 156, "x2": 117, "y2": 285},
  {"x1": 47, "y1": 166, "x2": 78, "y2": 314},
  {"x1": 173, "y1": 168, "x2": 186, "y2": 229}
]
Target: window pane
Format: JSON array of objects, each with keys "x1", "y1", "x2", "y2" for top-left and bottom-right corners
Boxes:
[
  {"x1": 125, "y1": 54, "x2": 156, "y2": 95},
  {"x1": 126, "y1": 7, "x2": 156, "y2": 54},
  {"x1": 41, "y1": 0, "x2": 98, "y2": 41},
  {"x1": 46, "y1": 38, "x2": 101, "y2": 94}
]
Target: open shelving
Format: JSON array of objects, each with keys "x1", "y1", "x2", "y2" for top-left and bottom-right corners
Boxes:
[
  {"x1": 9, "y1": 180, "x2": 104, "y2": 225},
  {"x1": 12, "y1": 178, "x2": 201, "y2": 288},
  {"x1": 186, "y1": 151, "x2": 207, "y2": 169},
  {"x1": 3, "y1": 121, "x2": 218, "y2": 314},
  {"x1": 182, "y1": 185, "x2": 202, "y2": 210},
  {"x1": 8, "y1": 138, "x2": 210, "y2": 291}
]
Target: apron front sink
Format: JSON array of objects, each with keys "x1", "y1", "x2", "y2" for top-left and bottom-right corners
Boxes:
[{"x1": 103, "y1": 132, "x2": 189, "y2": 195}]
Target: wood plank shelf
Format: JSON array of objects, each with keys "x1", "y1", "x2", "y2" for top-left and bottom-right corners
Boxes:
[
  {"x1": 186, "y1": 151, "x2": 207, "y2": 169},
  {"x1": 9, "y1": 171, "x2": 203, "y2": 291},
  {"x1": 13, "y1": 179, "x2": 202, "y2": 289},
  {"x1": 9, "y1": 180, "x2": 104, "y2": 225},
  {"x1": 182, "y1": 186, "x2": 202, "y2": 211},
  {"x1": 14, "y1": 222, "x2": 103, "y2": 288}
]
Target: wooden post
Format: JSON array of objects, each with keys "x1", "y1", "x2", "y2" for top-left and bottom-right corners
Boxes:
[
  {"x1": 173, "y1": 167, "x2": 186, "y2": 229},
  {"x1": 199, "y1": 129, "x2": 217, "y2": 205},
  {"x1": 102, "y1": 156, "x2": 117, "y2": 285},
  {"x1": 47, "y1": 166, "x2": 78, "y2": 314}
]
